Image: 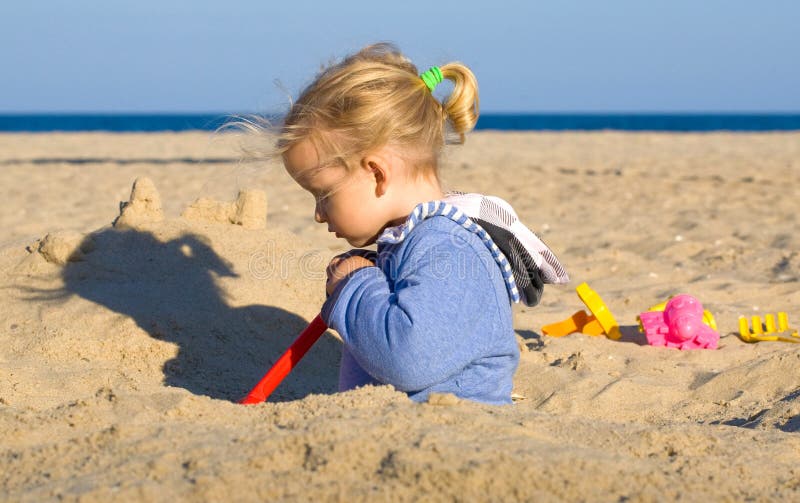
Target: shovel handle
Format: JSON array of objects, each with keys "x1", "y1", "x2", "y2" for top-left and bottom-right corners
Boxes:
[{"x1": 239, "y1": 314, "x2": 328, "y2": 404}]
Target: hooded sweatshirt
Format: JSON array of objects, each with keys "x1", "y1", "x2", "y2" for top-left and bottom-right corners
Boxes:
[{"x1": 321, "y1": 195, "x2": 568, "y2": 404}]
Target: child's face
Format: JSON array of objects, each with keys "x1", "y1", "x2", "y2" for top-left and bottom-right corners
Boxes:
[{"x1": 283, "y1": 139, "x2": 388, "y2": 247}]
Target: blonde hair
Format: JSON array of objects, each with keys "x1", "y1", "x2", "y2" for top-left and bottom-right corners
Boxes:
[{"x1": 276, "y1": 43, "x2": 479, "y2": 176}]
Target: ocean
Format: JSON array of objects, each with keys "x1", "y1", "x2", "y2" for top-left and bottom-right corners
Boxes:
[{"x1": 1, "y1": 113, "x2": 799, "y2": 132}]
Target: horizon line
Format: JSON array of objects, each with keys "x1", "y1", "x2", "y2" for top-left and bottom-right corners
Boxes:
[{"x1": 2, "y1": 111, "x2": 800, "y2": 116}]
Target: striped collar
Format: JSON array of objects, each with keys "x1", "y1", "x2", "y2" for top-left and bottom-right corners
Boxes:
[{"x1": 377, "y1": 200, "x2": 520, "y2": 303}]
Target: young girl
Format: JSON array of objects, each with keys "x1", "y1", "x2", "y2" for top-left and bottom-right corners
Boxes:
[{"x1": 276, "y1": 43, "x2": 568, "y2": 405}]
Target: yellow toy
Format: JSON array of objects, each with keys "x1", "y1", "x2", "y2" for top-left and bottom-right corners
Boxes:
[
  {"x1": 738, "y1": 312, "x2": 799, "y2": 343},
  {"x1": 637, "y1": 298, "x2": 718, "y2": 332},
  {"x1": 542, "y1": 282, "x2": 621, "y2": 340}
]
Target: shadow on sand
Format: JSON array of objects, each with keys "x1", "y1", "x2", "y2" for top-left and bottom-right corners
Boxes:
[
  {"x1": 58, "y1": 227, "x2": 338, "y2": 402},
  {"x1": 516, "y1": 324, "x2": 649, "y2": 347}
]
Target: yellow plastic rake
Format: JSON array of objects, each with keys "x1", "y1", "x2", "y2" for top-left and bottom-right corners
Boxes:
[{"x1": 738, "y1": 312, "x2": 800, "y2": 343}]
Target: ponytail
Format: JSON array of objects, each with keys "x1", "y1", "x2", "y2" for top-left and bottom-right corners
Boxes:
[{"x1": 440, "y1": 63, "x2": 480, "y2": 143}]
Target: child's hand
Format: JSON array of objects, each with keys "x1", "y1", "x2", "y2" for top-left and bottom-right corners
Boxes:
[{"x1": 326, "y1": 251, "x2": 375, "y2": 295}]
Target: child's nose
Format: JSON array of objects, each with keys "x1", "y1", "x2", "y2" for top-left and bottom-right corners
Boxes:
[{"x1": 314, "y1": 201, "x2": 326, "y2": 223}]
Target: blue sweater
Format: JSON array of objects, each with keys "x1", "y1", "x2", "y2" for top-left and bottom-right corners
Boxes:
[{"x1": 321, "y1": 215, "x2": 519, "y2": 405}]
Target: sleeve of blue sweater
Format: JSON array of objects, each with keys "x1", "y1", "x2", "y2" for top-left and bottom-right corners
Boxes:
[{"x1": 320, "y1": 218, "x2": 508, "y2": 393}]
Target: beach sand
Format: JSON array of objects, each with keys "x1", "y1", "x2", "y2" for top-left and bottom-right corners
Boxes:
[{"x1": 1, "y1": 131, "x2": 799, "y2": 501}]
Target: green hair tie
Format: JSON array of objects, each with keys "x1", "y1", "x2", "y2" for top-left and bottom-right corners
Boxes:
[{"x1": 420, "y1": 66, "x2": 443, "y2": 92}]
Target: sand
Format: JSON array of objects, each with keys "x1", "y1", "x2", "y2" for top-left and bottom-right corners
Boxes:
[{"x1": 1, "y1": 131, "x2": 799, "y2": 501}]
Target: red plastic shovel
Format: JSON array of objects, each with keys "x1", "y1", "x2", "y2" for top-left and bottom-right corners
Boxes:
[{"x1": 239, "y1": 314, "x2": 328, "y2": 404}]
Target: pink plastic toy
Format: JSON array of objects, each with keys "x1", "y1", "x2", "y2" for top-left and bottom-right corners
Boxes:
[{"x1": 638, "y1": 294, "x2": 719, "y2": 350}]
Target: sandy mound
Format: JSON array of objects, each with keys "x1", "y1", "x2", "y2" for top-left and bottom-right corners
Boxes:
[
  {"x1": 3, "y1": 179, "x2": 335, "y2": 408},
  {"x1": 1, "y1": 133, "x2": 799, "y2": 501}
]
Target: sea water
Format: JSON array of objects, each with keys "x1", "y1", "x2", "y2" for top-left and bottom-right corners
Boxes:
[{"x1": 1, "y1": 113, "x2": 799, "y2": 132}]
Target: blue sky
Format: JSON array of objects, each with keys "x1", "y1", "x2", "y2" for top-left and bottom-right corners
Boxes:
[{"x1": 1, "y1": 1, "x2": 798, "y2": 113}]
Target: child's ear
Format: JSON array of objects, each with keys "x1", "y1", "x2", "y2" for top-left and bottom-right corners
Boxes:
[{"x1": 361, "y1": 153, "x2": 390, "y2": 197}]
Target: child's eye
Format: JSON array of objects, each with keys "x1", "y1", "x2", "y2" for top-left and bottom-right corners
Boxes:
[
  {"x1": 312, "y1": 192, "x2": 329, "y2": 206},
  {"x1": 314, "y1": 188, "x2": 333, "y2": 201}
]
